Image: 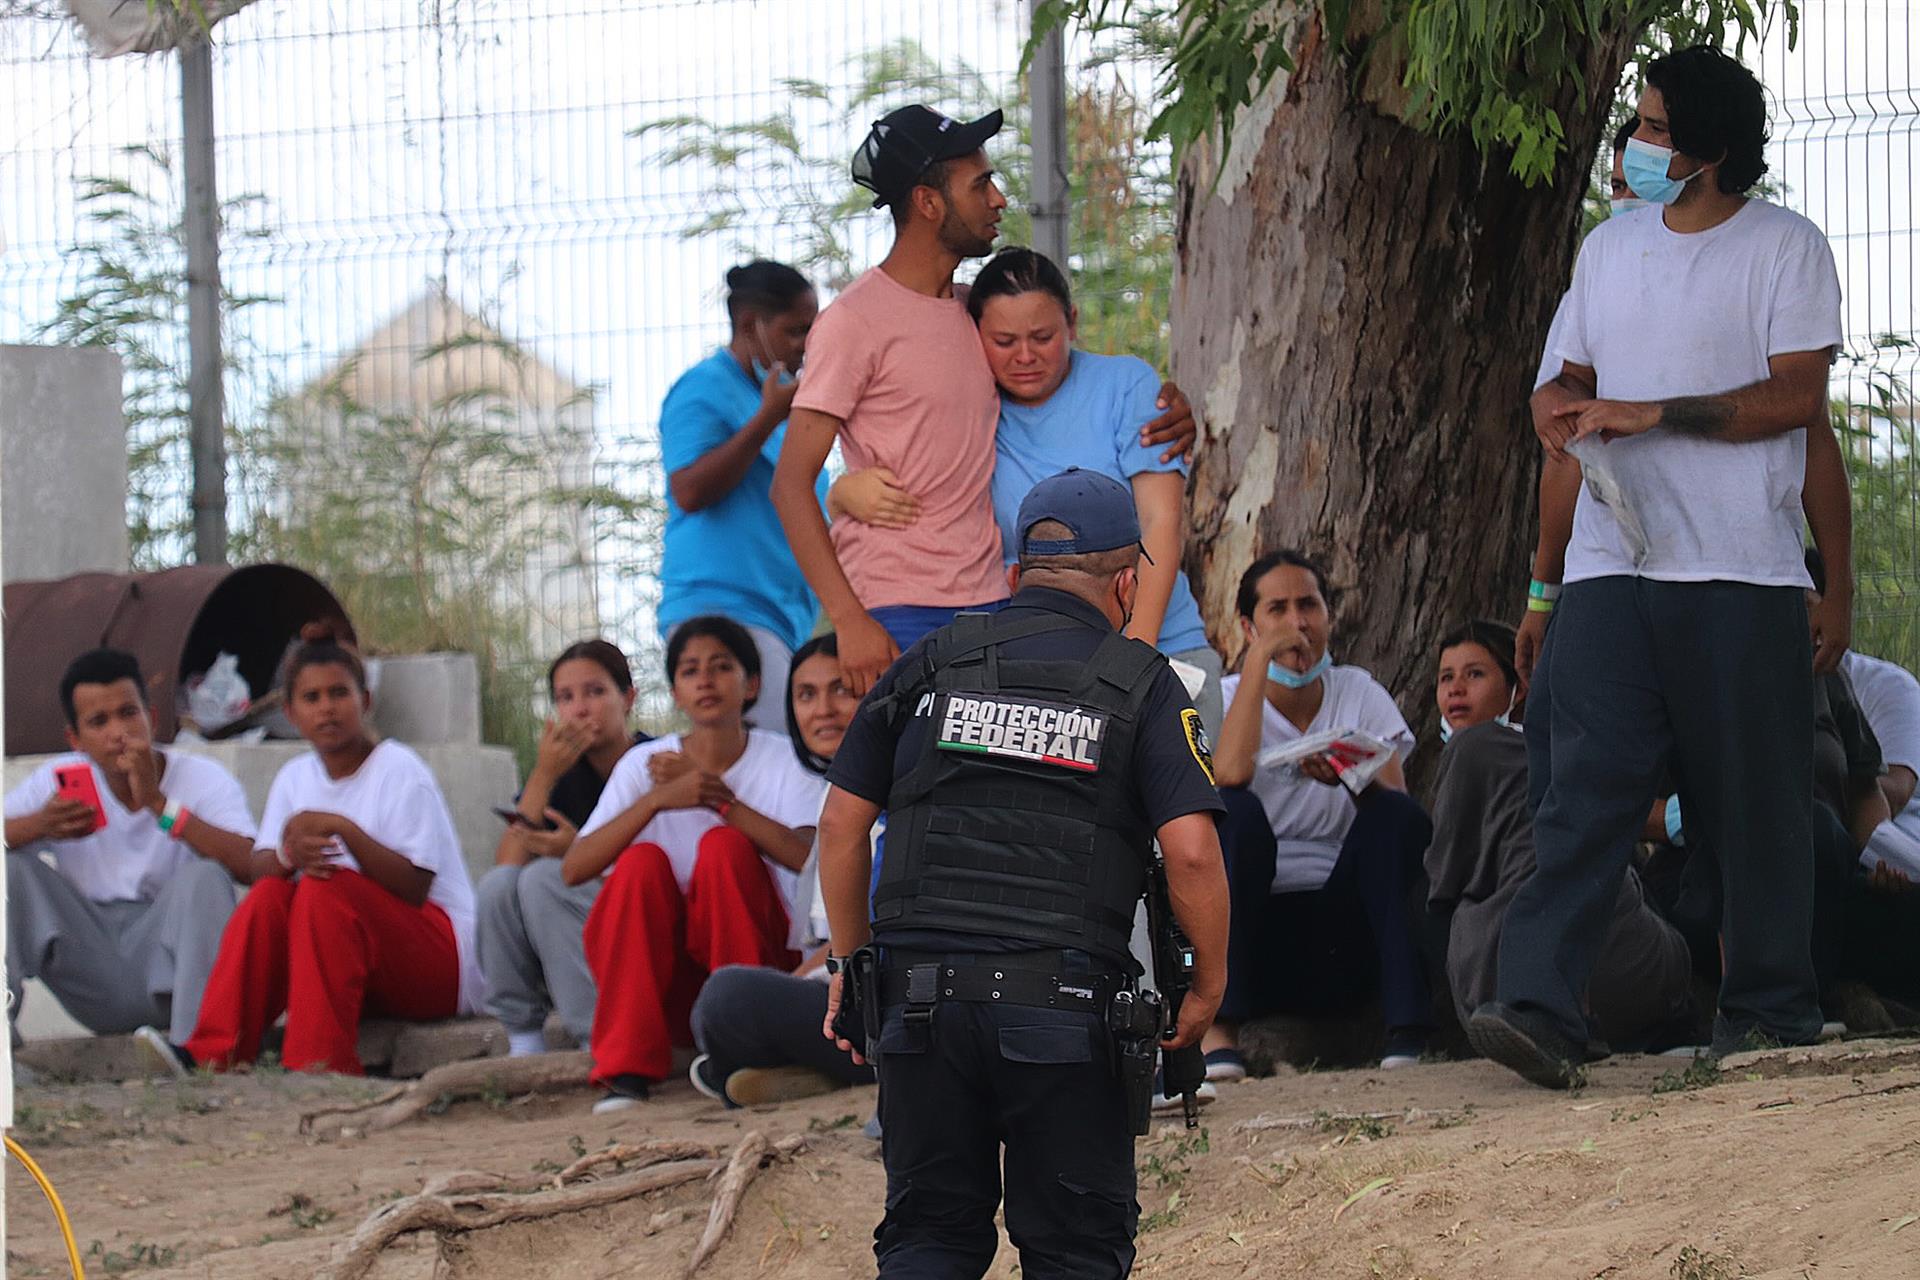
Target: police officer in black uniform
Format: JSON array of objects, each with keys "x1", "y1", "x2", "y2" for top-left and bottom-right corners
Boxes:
[{"x1": 816, "y1": 468, "x2": 1231, "y2": 1279}]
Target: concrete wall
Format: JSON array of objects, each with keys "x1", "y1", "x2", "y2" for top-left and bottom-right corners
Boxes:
[
  {"x1": 5, "y1": 737, "x2": 518, "y2": 1041},
  {"x1": 0, "y1": 345, "x2": 128, "y2": 584}
]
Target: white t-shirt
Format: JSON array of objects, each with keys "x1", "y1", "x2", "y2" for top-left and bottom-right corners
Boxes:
[
  {"x1": 1844, "y1": 652, "x2": 1920, "y2": 878},
  {"x1": 578, "y1": 729, "x2": 828, "y2": 920},
  {"x1": 257, "y1": 741, "x2": 483, "y2": 1014},
  {"x1": 1221, "y1": 667, "x2": 1416, "y2": 893},
  {"x1": 1545, "y1": 199, "x2": 1842, "y2": 587},
  {"x1": 4, "y1": 750, "x2": 257, "y2": 903}
]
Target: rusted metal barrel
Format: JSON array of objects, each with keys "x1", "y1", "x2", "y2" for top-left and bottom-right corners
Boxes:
[{"x1": 3, "y1": 563, "x2": 355, "y2": 755}]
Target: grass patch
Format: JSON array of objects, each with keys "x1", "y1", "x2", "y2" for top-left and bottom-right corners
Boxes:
[
  {"x1": 1652, "y1": 1058, "x2": 1723, "y2": 1095},
  {"x1": 1670, "y1": 1244, "x2": 1742, "y2": 1279},
  {"x1": 86, "y1": 1241, "x2": 179, "y2": 1273}
]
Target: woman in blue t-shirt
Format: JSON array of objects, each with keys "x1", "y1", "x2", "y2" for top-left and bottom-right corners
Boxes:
[
  {"x1": 657, "y1": 260, "x2": 830, "y2": 727},
  {"x1": 830, "y1": 247, "x2": 1222, "y2": 727}
]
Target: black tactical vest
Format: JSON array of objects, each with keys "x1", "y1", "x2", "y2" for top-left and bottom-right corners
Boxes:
[{"x1": 870, "y1": 609, "x2": 1168, "y2": 972}]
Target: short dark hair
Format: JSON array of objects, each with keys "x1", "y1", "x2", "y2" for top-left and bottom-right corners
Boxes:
[
  {"x1": 1644, "y1": 44, "x2": 1770, "y2": 195},
  {"x1": 889, "y1": 157, "x2": 953, "y2": 229},
  {"x1": 549, "y1": 638, "x2": 634, "y2": 696},
  {"x1": 59, "y1": 648, "x2": 144, "y2": 726},
  {"x1": 1235, "y1": 550, "x2": 1331, "y2": 619},
  {"x1": 1612, "y1": 116, "x2": 1638, "y2": 155},
  {"x1": 967, "y1": 246, "x2": 1073, "y2": 324},
  {"x1": 724, "y1": 260, "x2": 812, "y2": 325},
  {"x1": 666, "y1": 615, "x2": 763, "y2": 712},
  {"x1": 284, "y1": 623, "x2": 368, "y2": 696},
  {"x1": 1436, "y1": 619, "x2": 1520, "y2": 695},
  {"x1": 785, "y1": 632, "x2": 840, "y2": 775}
]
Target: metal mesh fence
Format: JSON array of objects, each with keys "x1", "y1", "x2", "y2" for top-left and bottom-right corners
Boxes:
[{"x1": 1, "y1": 0, "x2": 1914, "y2": 757}]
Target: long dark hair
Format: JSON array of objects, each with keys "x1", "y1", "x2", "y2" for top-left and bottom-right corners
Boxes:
[
  {"x1": 1235, "y1": 549, "x2": 1333, "y2": 617},
  {"x1": 967, "y1": 246, "x2": 1072, "y2": 323},
  {"x1": 666, "y1": 615, "x2": 763, "y2": 713},
  {"x1": 549, "y1": 638, "x2": 633, "y2": 696},
  {"x1": 784, "y1": 633, "x2": 841, "y2": 775},
  {"x1": 1436, "y1": 619, "x2": 1520, "y2": 697}
]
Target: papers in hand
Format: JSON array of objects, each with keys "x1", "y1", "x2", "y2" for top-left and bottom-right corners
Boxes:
[{"x1": 1257, "y1": 730, "x2": 1394, "y2": 795}]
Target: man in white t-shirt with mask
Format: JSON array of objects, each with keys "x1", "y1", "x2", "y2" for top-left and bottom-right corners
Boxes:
[
  {"x1": 4, "y1": 649, "x2": 257, "y2": 1061},
  {"x1": 1471, "y1": 45, "x2": 1844, "y2": 1085}
]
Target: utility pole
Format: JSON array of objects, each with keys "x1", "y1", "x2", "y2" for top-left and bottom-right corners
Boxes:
[
  {"x1": 181, "y1": 35, "x2": 226, "y2": 564},
  {"x1": 1028, "y1": 8, "x2": 1070, "y2": 267}
]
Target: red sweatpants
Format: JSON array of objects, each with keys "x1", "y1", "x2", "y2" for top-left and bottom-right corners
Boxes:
[
  {"x1": 185, "y1": 869, "x2": 459, "y2": 1075},
  {"x1": 585, "y1": 826, "x2": 797, "y2": 1084}
]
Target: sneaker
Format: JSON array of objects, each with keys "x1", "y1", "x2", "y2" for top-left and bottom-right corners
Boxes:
[
  {"x1": 1203, "y1": 1048, "x2": 1248, "y2": 1083},
  {"x1": 725, "y1": 1064, "x2": 840, "y2": 1108},
  {"x1": 1465, "y1": 1002, "x2": 1596, "y2": 1090},
  {"x1": 590, "y1": 1073, "x2": 651, "y2": 1114},
  {"x1": 687, "y1": 1054, "x2": 730, "y2": 1105},
  {"x1": 862, "y1": 1112, "x2": 883, "y2": 1141},
  {"x1": 1380, "y1": 1028, "x2": 1428, "y2": 1070},
  {"x1": 134, "y1": 1025, "x2": 192, "y2": 1079}
]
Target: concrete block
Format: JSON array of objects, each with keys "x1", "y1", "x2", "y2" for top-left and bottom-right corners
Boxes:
[
  {"x1": 367, "y1": 653, "x2": 482, "y2": 745},
  {"x1": 0, "y1": 344, "x2": 128, "y2": 584}
]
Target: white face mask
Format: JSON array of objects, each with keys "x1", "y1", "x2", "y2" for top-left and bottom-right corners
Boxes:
[
  {"x1": 1609, "y1": 195, "x2": 1648, "y2": 216},
  {"x1": 1439, "y1": 691, "x2": 1519, "y2": 743}
]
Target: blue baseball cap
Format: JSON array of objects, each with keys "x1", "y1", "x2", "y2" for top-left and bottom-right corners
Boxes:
[{"x1": 1015, "y1": 468, "x2": 1153, "y2": 563}]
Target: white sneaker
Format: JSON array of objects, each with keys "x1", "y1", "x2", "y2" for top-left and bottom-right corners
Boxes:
[
  {"x1": 1379, "y1": 1054, "x2": 1421, "y2": 1070},
  {"x1": 134, "y1": 1025, "x2": 190, "y2": 1079},
  {"x1": 1150, "y1": 1079, "x2": 1217, "y2": 1113}
]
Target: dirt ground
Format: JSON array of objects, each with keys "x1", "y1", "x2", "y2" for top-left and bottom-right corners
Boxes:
[{"x1": 7, "y1": 1041, "x2": 1920, "y2": 1280}]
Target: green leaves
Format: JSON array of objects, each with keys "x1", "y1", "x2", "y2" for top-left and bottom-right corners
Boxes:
[{"x1": 1032, "y1": 0, "x2": 1798, "y2": 186}]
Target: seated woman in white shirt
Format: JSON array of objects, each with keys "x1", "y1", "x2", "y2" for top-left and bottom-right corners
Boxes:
[
  {"x1": 1208, "y1": 551, "x2": 1433, "y2": 1077},
  {"x1": 185, "y1": 632, "x2": 481, "y2": 1074},
  {"x1": 562, "y1": 615, "x2": 826, "y2": 1112},
  {"x1": 687, "y1": 633, "x2": 878, "y2": 1107}
]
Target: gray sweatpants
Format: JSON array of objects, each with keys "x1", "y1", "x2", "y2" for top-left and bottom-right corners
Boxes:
[
  {"x1": 6, "y1": 848, "x2": 239, "y2": 1045},
  {"x1": 475, "y1": 858, "x2": 600, "y2": 1041}
]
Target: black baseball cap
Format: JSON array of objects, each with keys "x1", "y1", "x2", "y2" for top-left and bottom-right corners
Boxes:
[
  {"x1": 1015, "y1": 469, "x2": 1153, "y2": 563},
  {"x1": 852, "y1": 105, "x2": 1005, "y2": 209}
]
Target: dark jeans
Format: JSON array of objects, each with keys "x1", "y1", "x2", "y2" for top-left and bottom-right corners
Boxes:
[
  {"x1": 870, "y1": 599, "x2": 1008, "y2": 652},
  {"x1": 689, "y1": 964, "x2": 874, "y2": 1089},
  {"x1": 875, "y1": 999, "x2": 1135, "y2": 1279},
  {"x1": 1506, "y1": 577, "x2": 1820, "y2": 1047},
  {"x1": 1216, "y1": 785, "x2": 1435, "y2": 1035}
]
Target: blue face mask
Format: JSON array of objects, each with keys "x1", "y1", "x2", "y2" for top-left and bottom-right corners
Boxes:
[
  {"x1": 1268, "y1": 653, "x2": 1331, "y2": 690},
  {"x1": 1621, "y1": 137, "x2": 1705, "y2": 206},
  {"x1": 1609, "y1": 195, "x2": 1648, "y2": 217}
]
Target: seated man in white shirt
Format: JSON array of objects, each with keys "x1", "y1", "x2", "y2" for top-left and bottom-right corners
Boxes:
[
  {"x1": 4, "y1": 649, "x2": 258, "y2": 1061},
  {"x1": 1844, "y1": 647, "x2": 1920, "y2": 882},
  {"x1": 1209, "y1": 552, "x2": 1434, "y2": 1076}
]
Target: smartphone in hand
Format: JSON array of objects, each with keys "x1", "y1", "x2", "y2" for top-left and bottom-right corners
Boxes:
[{"x1": 53, "y1": 763, "x2": 108, "y2": 833}]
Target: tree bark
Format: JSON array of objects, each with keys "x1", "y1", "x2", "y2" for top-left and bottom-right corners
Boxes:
[{"x1": 1179, "y1": 12, "x2": 1643, "y2": 760}]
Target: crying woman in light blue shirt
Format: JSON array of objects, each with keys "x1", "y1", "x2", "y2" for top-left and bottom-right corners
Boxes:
[{"x1": 828, "y1": 247, "x2": 1222, "y2": 729}]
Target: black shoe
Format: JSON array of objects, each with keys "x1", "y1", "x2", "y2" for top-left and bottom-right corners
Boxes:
[
  {"x1": 591, "y1": 1073, "x2": 652, "y2": 1114},
  {"x1": 1466, "y1": 1002, "x2": 1596, "y2": 1090}
]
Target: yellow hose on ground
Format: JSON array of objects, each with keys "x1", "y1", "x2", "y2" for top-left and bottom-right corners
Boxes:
[{"x1": 6, "y1": 1133, "x2": 86, "y2": 1279}]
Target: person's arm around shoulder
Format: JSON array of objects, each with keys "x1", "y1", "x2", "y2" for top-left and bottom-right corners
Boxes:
[{"x1": 1126, "y1": 469, "x2": 1184, "y2": 648}]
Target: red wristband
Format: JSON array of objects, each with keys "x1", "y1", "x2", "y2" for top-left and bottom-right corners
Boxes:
[{"x1": 716, "y1": 800, "x2": 733, "y2": 819}]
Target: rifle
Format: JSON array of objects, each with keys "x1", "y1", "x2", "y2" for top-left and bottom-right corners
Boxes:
[{"x1": 1147, "y1": 856, "x2": 1205, "y2": 1128}]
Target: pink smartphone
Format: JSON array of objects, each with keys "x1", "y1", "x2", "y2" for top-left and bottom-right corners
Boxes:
[{"x1": 53, "y1": 763, "x2": 108, "y2": 833}]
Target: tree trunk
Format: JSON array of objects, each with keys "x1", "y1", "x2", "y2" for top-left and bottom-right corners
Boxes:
[{"x1": 1179, "y1": 12, "x2": 1643, "y2": 761}]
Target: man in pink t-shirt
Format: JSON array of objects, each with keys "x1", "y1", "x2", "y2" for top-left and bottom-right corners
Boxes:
[{"x1": 772, "y1": 105, "x2": 1013, "y2": 695}]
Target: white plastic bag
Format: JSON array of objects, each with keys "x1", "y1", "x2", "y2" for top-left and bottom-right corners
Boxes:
[{"x1": 187, "y1": 652, "x2": 251, "y2": 733}]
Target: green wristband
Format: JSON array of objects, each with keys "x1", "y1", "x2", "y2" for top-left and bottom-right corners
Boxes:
[{"x1": 1526, "y1": 596, "x2": 1556, "y2": 614}]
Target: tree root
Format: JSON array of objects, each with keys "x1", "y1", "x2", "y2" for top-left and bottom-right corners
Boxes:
[
  {"x1": 552, "y1": 1139, "x2": 722, "y2": 1188},
  {"x1": 685, "y1": 1131, "x2": 807, "y2": 1277},
  {"x1": 298, "y1": 1051, "x2": 594, "y2": 1136},
  {"x1": 315, "y1": 1156, "x2": 721, "y2": 1280}
]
